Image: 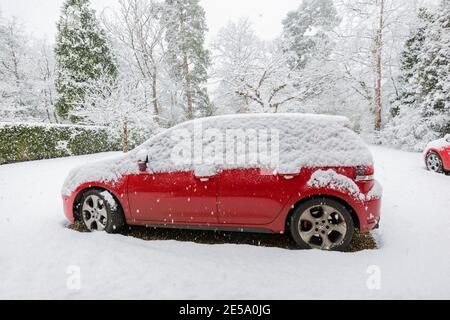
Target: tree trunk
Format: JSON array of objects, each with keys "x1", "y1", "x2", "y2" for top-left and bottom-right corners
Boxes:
[
  {"x1": 53, "y1": 111, "x2": 60, "y2": 124},
  {"x1": 152, "y1": 69, "x2": 159, "y2": 123},
  {"x1": 122, "y1": 119, "x2": 129, "y2": 153},
  {"x1": 179, "y1": 7, "x2": 194, "y2": 120},
  {"x1": 373, "y1": 0, "x2": 384, "y2": 131},
  {"x1": 182, "y1": 50, "x2": 193, "y2": 120},
  {"x1": 45, "y1": 107, "x2": 52, "y2": 123}
]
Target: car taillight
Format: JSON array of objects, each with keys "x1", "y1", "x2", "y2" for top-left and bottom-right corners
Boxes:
[{"x1": 356, "y1": 166, "x2": 374, "y2": 181}]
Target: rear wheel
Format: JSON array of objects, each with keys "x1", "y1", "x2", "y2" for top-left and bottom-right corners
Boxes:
[
  {"x1": 426, "y1": 152, "x2": 444, "y2": 174},
  {"x1": 80, "y1": 190, "x2": 125, "y2": 233},
  {"x1": 290, "y1": 198, "x2": 354, "y2": 251}
]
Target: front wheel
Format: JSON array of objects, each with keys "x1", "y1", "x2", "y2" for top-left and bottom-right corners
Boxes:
[
  {"x1": 426, "y1": 152, "x2": 444, "y2": 174},
  {"x1": 290, "y1": 198, "x2": 354, "y2": 251},
  {"x1": 80, "y1": 189, "x2": 125, "y2": 233}
]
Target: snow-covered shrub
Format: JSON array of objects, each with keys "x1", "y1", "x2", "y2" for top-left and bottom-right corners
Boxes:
[
  {"x1": 69, "y1": 75, "x2": 161, "y2": 153},
  {"x1": 0, "y1": 122, "x2": 120, "y2": 165}
]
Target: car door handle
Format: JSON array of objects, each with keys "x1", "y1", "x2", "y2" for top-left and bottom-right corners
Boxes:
[{"x1": 199, "y1": 178, "x2": 210, "y2": 182}]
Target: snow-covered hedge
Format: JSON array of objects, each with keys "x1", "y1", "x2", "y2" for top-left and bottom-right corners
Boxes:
[{"x1": 0, "y1": 122, "x2": 119, "y2": 165}]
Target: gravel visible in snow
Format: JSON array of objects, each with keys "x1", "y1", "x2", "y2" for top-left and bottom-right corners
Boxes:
[{"x1": 69, "y1": 221, "x2": 377, "y2": 252}]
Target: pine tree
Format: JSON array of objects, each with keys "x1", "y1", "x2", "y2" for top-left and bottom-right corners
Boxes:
[
  {"x1": 384, "y1": 3, "x2": 449, "y2": 151},
  {"x1": 163, "y1": 0, "x2": 212, "y2": 120},
  {"x1": 282, "y1": 0, "x2": 340, "y2": 70},
  {"x1": 390, "y1": 8, "x2": 432, "y2": 118},
  {"x1": 54, "y1": 0, "x2": 117, "y2": 120},
  {"x1": 419, "y1": 4, "x2": 450, "y2": 136}
]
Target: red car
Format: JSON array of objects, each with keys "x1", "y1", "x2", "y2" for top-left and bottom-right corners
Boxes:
[
  {"x1": 424, "y1": 135, "x2": 450, "y2": 174},
  {"x1": 62, "y1": 114, "x2": 382, "y2": 251}
]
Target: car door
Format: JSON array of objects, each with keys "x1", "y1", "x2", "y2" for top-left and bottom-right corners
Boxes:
[
  {"x1": 128, "y1": 169, "x2": 219, "y2": 224},
  {"x1": 126, "y1": 122, "x2": 219, "y2": 225},
  {"x1": 442, "y1": 145, "x2": 450, "y2": 170},
  {"x1": 216, "y1": 168, "x2": 299, "y2": 225}
]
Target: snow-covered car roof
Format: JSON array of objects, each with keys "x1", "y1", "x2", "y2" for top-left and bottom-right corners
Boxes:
[{"x1": 63, "y1": 113, "x2": 373, "y2": 196}]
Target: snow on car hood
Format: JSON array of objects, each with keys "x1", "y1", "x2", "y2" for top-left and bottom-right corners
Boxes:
[
  {"x1": 62, "y1": 114, "x2": 373, "y2": 196},
  {"x1": 426, "y1": 137, "x2": 450, "y2": 150},
  {"x1": 62, "y1": 152, "x2": 141, "y2": 196}
]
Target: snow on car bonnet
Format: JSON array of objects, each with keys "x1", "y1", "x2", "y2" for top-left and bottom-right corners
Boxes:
[
  {"x1": 426, "y1": 137, "x2": 450, "y2": 151},
  {"x1": 62, "y1": 114, "x2": 373, "y2": 195}
]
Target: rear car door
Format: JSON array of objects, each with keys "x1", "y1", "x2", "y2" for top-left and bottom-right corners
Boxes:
[
  {"x1": 216, "y1": 169, "x2": 299, "y2": 225},
  {"x1": 442, "y1": 146, "x2": 450, "y2": 170}
]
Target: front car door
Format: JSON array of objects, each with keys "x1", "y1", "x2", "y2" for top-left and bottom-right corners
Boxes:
[
  {"x1": 127, "y1": 126, "x2": 219, "y2": 225},
  {"x1": 128, "y1": 170, "x2": 218, "y2": 224}
]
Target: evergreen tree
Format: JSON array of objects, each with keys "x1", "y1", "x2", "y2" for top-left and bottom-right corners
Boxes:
[
  {"x1": 54, "y1": 0, "x2": 117, "y2": 120},
  {"x1": 384, "y1": 3, "x2": 450, "y2": 151},
  {"x1": 390, "y1": 8, "x2": 433, "y2": 117},
  {"x1": 282, "y1": 0, "x2": 340, "y2": 70},
  {"x1": 163, "y1": 0, "x2": 212, "y2": 119}
]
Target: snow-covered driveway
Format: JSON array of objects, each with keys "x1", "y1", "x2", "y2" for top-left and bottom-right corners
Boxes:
[{"x1": 0, "y1": 147, "x2": 449, "y2": 299}]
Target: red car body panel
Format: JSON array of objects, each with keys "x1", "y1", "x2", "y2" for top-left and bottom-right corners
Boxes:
[
  {"x1": 128, "y1": 171, "x2": 219, "y2": 224},
  {"x1": 425, "y1": 145, "x2": 450, "y2": 171},
  {"x1": 63, "y1": 166, "x2": 381, "y2": 234},
  {"x1": 63, "y1": 178, "x2": 129, "y2": 224}
]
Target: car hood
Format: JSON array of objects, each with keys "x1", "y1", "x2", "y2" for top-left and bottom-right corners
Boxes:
[{"x1": 62, "y1": 151, "x2": 140, "y2": 196}]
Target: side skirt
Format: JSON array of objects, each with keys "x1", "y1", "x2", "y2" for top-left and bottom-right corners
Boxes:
[{"x1": 133, "y1": 223, "x2": 276, "y2": 234}]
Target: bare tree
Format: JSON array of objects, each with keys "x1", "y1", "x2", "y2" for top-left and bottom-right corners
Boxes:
[
  {"x1": 0, "y1": 17, "x2": 24, "y2": 87},
  {"x1": 373, "y1": 0, "x2": 385, "y2": 131},
  {"x1": 213, "y1": 20, "x2": 301, "y2": 114},
  {"x1": 102, "y1": 0, "x2": 166, "y2": 121},
  {"x1": 335, "y1": 0, "x2": 424, "y2": 132},
  {"x1": 70, "y1": 75, "x2": 156, "y2": 153},
  {"x1": 33, "y1": 40, "x2": 59, "y2": 123}
]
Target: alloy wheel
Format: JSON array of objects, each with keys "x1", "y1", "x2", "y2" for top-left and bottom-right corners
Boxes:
[
  {"x1": 427, "y1": 153, "x2": 443, "y2": 173},
  {"x1": 82, "y1": 195, "x2": 108, "y2": 231},
  {"x1": 298, "y1": 205, "x2": 348, "y2": 250}
]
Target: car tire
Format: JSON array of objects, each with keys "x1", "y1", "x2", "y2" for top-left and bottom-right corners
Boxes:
[
  {"x1": 426, "y1": 152, "x2": 444, "y2": 174},
  {"x1": 290, "y1": 198, "x2": 355, "y2": 252},
  {"x1": 80, "y1": 189, "x2": 125, "y2": 233}
]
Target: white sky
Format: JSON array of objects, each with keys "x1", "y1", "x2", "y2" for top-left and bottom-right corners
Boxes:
[{"x1": 0, "y1": 0, "x2": 302, "y2": 42}]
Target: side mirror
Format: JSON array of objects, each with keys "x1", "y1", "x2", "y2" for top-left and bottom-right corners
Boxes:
[
  {"x1": 136, "y1": 149, "x2": 149, "y2": 172},
  {"x1": 446, "y1": 134, "x2": 450, "y2": 143}
]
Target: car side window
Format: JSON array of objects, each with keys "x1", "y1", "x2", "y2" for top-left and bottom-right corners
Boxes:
[{"x1": 144, "y1": 124, "x2": 195, "y2": 173}]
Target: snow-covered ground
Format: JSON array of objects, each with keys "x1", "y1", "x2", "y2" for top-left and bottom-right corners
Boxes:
[{"x1": 0, "y1": 146, "x2": 449, "y2": 299}]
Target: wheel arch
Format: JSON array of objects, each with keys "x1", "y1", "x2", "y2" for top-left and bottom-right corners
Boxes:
[
  {"x1": 425, "y1": 149, "x2": 445, "y2": 172},
  {"x1": 284, "y1": 194, "x2": 360, "y2": 233},
  {"x1": 72, "y1": 186, "x2": 124, "y2": 222}
]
